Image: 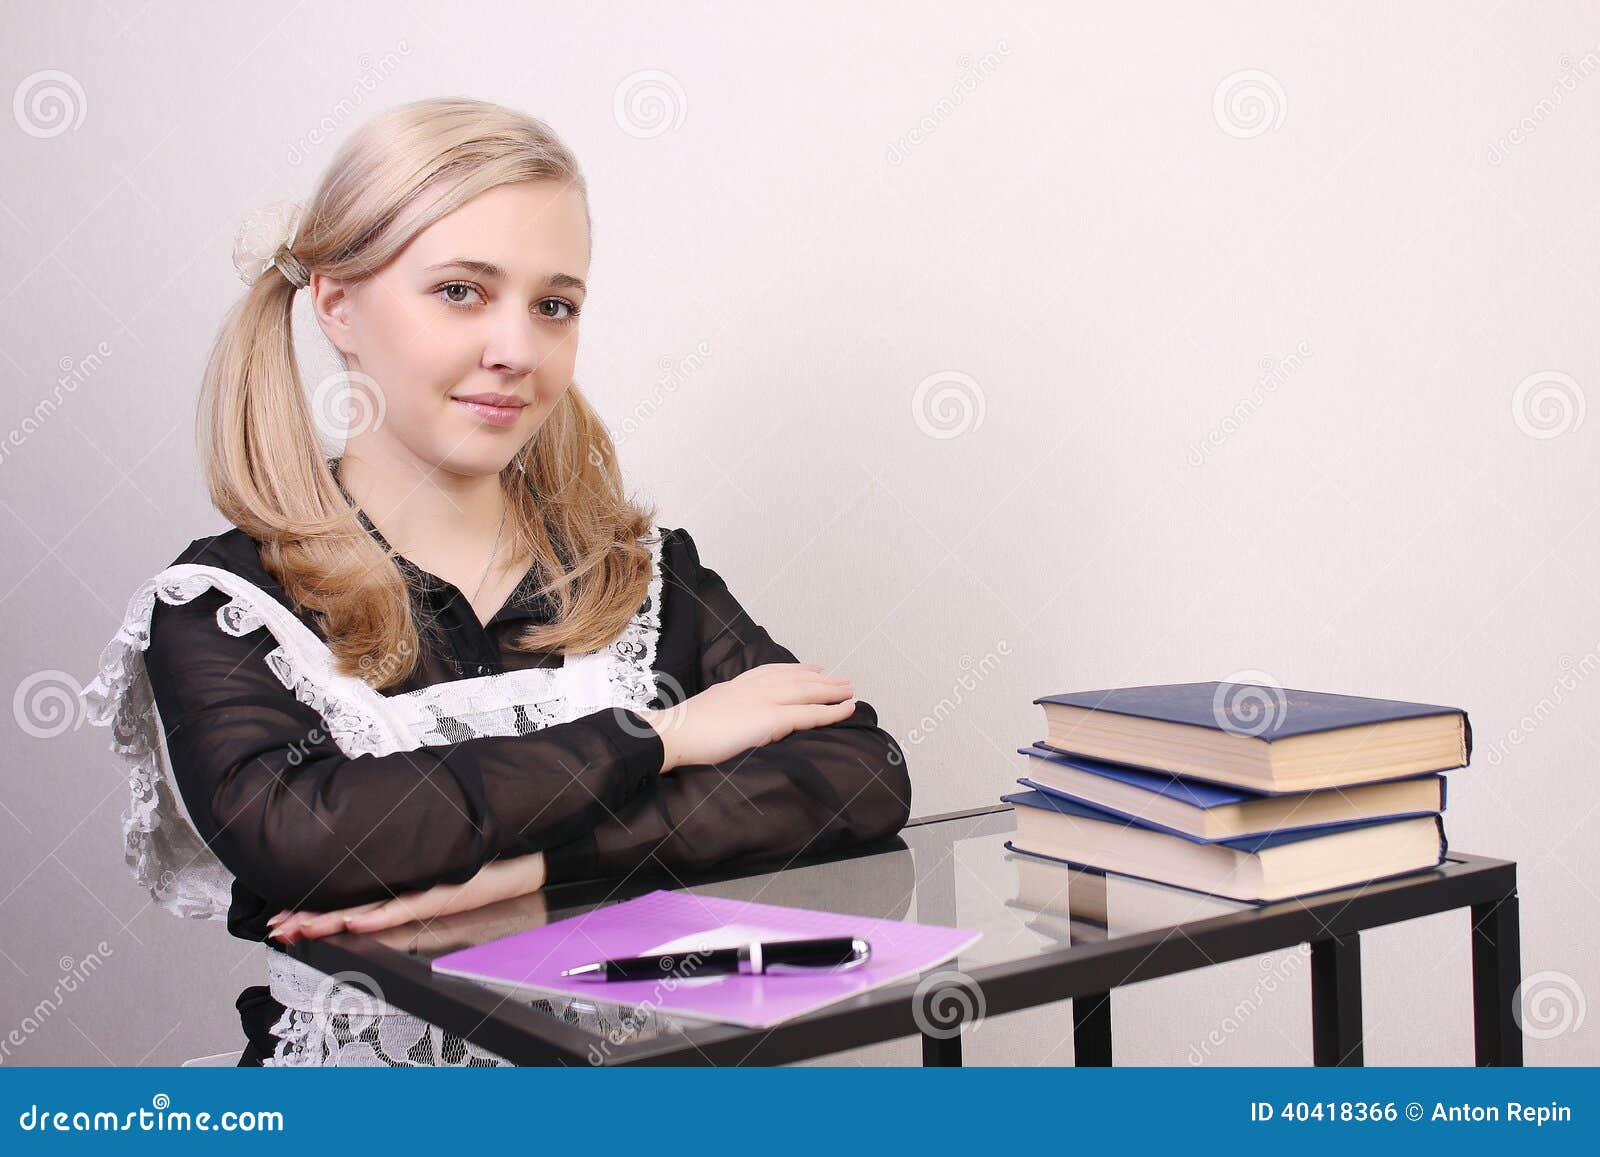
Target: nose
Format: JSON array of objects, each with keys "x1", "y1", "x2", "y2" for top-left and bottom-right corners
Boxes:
[{"x1": 480, "y1": 305, "x2": 544, "y2": 376}]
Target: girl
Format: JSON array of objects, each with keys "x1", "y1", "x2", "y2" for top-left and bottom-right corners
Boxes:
[{"x1": 81, "y1": 97, "x2": 911, "y2": 1066}]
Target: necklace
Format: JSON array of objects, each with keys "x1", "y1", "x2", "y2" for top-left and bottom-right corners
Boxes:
[{"x1": 469, "y1": 501, "x2": 510, "y2": 608}]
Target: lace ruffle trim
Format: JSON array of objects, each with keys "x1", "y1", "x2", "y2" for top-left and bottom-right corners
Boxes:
[
  {"x1": 81, "y1": 530, "x2": 669, "y2": 1058},
  {"x1": 263, "y1": 953, "x2": 514, "y2": 1067},
  {"x1": 609, "y1": 530, "x2": 665, "y2": 711},
  {"x1": 78, "y1": 574, "x2": 278, "y2": 921}
]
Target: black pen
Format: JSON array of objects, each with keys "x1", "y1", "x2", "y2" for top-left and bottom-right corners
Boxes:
[{"x1": 560, "y1": 935, "x2": 871, "y2": 981}]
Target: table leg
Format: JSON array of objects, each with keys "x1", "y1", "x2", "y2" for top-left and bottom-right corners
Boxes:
[
  {"x1": 921, "y1": 1029, "x2": 962, "y2": 1066},
  {"x1": 1310, "y1": 932, "x2": 1364, "y2": 1066},
  {"x1": 1073, "y1": 990, "x2": 1113, "y2": 1066},
  {"x1": 916, "y1": 845, "x2": 964, "y2": 1066},
  {"x1": 1471, "y1": 891, "x2": 1524, "y2": 1066}
]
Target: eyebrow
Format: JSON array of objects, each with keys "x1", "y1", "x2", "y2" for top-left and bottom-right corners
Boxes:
[{"x1": 423, "y1": 259, "x2": 586, "y2": 293}]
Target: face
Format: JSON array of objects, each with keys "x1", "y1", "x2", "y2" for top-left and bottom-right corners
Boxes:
[{"x1": 312, "y1": 179, "x2": 591, "y2": 480}]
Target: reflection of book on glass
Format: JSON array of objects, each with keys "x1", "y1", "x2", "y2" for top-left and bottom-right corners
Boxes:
[
  {"x1": 1006, "y1": 850, "x2": 1242, "y2": 934},
  {"x1": 1034, "y1": 681, "x2": 1469, "y2": 793},
  {"x1": 1003, "y1": 789, "x2": 1446, "y2": 904},
  {"x1": 1016, "y1": 742, "x2": 1446, "y2": 841},
  {"x1": 1002, "y1": 901, "x2": 1107, "y2": 947},
  {"x1": 432, "y1": 889, "x2": 982, "y2": 1029}
]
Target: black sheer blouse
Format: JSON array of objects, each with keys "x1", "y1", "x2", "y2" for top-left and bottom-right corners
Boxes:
[{"x1": 141, "y1": 507, "x2": 913, "y2": 952}]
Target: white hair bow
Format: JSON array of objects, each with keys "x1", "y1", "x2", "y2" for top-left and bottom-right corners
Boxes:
[{"x1": 232, "y1": 200, "x2": 309, "y2": 288}]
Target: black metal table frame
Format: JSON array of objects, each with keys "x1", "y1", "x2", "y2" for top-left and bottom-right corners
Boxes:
[{"x1": 291, "y1": 804, "x2": 1523, "y2": 1067}]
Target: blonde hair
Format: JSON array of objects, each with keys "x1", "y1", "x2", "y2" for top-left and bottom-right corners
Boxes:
[{"x1": 198, "y1": 96, "x2": 657, "y2": 690}]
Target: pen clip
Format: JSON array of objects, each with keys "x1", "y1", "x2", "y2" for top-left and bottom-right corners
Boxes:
[{"x1": 763, "y1": 937, "x2": 872, "y2": 974}]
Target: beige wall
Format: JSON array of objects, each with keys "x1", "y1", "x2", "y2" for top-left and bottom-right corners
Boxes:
[{"x1": 2, "y1": 1, "x2": 1594, "y2": 1064}]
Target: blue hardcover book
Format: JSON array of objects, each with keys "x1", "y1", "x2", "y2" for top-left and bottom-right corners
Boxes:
[
  {"x1": 1033, "y1": 681, "x2": 1470, "y2": 793},
  {"x1": 1015, "y1": 741, "x2": 1447, "y2": 841},
  {"x1": 1001, "y1": 789, "x2": 1448, "y2": 905}
]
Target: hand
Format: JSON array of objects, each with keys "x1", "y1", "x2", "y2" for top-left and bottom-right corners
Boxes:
[
  {"x1": 365, "y1": 891, "x2": 551, "y2": 955},
  {"x1": 636, "y1": 662, "x2": 856, "y2": 773},
  {"x1": 266, "y1": 851, "x2": 548, "y2": 944}
]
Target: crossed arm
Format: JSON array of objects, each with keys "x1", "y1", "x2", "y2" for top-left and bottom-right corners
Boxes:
[{"x1": 144, "y1": 527, "x2": 911, "y2": 943}]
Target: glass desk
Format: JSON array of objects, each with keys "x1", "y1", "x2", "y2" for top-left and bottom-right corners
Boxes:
[{"x1": 287, "y1": 804, "x2": 1522, "y2": 1066}]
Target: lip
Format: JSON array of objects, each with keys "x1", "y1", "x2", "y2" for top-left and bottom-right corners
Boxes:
[{"x1": 452, "y1": 394, "x2": 527, "y2": 428}]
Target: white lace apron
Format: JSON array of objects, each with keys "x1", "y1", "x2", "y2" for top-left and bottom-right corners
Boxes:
[{"x1": 80, "y1": 531, "x2": 665, "y2": 1066}]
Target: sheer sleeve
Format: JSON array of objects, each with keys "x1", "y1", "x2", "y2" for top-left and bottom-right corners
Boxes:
[
  {"x1": 142, "y1": 587, "x2": 664, "y2": 913},
  {"x1": 540, "y1": 528, "x2": 912, "y2": 886}
]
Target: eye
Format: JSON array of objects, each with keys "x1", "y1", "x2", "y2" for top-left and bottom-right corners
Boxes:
[
  {"x1": 537, "y1": 298, "x2": 582, "y2": 325},
  {"x1": 437, "y1": 281, "x2": 485, "y2": 307}
]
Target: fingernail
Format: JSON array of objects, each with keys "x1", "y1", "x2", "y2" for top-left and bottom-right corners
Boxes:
[{"x1": 267, "y1": 911, "x2": 287, "y2": 926}]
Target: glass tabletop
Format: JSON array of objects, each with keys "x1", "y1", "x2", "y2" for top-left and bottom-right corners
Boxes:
[{"x1": 352, "y1": 806, "x2": 1256, "y2": 1052}]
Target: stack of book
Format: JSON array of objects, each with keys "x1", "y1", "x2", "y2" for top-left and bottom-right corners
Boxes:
[{"x1": 1002, "y1": 681, "x2": 1470, "y2": 904}]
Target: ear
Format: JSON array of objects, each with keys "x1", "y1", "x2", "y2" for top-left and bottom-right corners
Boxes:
[{"x1": 308, "y1": 272, "x2": 357, "y2": 356}]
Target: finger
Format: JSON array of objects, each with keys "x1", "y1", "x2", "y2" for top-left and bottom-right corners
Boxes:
[
  {"x1": 268, "y1": 912, "x2": 313, "y2": 943},
  {"x1": 772, "y1": 679, "x2": 855, "y2": 705},
  {"x1": 292, "y1": 911, "x2": 354, "y2": 939},
  {"x1": 796, "y1": 698, "x2": 859, "y2": 727},
  {"x1": 752, "y1": 662, "x2": 827, "y2": 679},
  {"x1": 800, "y1": 678, "x2": 851, "y2": 707},
  {"x1": 298, "y1": 899, "x2": 388, "y2": 938},
  {"x1": 781, "y1": 669, "x2": 851, "y2": 686},
  {"x1": 343, "y1": 902, "x2": 416, "y2": 934},
  {"x1": 294, "y1": 915, "x2": 348, "y2": 940},
  {"x1": 768, "y1": 699, "x2": 857, "y2": 738}
]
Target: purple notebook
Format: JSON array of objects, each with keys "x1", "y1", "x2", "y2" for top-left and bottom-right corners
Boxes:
[{"x1": 431, "y1": 889, "x2": 983, "y2": 1029}]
